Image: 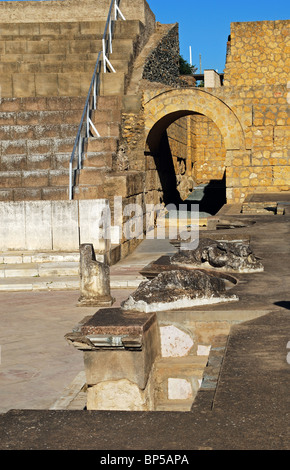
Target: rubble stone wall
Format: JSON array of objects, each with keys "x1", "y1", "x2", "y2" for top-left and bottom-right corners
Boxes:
[
  {"x1": 224, "y1": 20, "x2": 289, "y2": 87},
  {"x1": 142, "y1": 23, "x2": 180, "y2": 88}
]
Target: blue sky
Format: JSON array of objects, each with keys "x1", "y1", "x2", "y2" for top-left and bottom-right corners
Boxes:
[
  {"x1": 148, "y1": 0, "x2": 289, "y2": 73},
  {"x1": 2, "y1": 0, "x2": 289, "y2": 72}
]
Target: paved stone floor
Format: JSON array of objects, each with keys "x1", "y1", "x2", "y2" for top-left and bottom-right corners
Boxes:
[
  {"x1": 0, "y1": 237, "x2": 177, "y2": 413},
  {"x1": 0, "y1": 288, "x2": 131, "y2": 413}
]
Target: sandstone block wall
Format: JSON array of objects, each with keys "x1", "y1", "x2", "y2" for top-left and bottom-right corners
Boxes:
[
  {"x1": 221, "y1": 20, "x2": 289, "y2": 202},
  {"x1": 141, "y1": 19, "x2": 289, "y2": 206},
  {"x1": 224, "y1": 20, "x2": 289, "y2": 87},
  {"x1": 0, "y1": 0, "x2": 155, "y2": 31},
  {"x1": 166, "y1": 115, "x2": 226, "y2": 200}
]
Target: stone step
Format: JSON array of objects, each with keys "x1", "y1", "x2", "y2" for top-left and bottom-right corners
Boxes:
[
  {"x1": 85, "y1": 137, "x2": 118, "y2": 154},
  {"x1": 0, "y1": 19, "x2": 142, "y2": 39},
  {"x1": 0, "y1": 169, "x2": 70, "y2": 189},
  {"x1": 0, "y1": 109, "x2": 82, "y2": 126},
  {"x1": 0, "y1": 60, "x2": 99, "y2": 74},
  {"x1": 0, "y1": 186, "x2": 71, "y2": 202},
  {"x1": 91, "y1": 108, "x2": 122, "y2": 125},
  {"x1": 0, "y1": 123, "x2": 79, "y2": 141},
  {"x1": 0, "y1": 245, "x2": 143, "y2": 291},
  {"x1": 100, "y1": 72, "x2": 126, "y2": 96},
  {"x1": 155, "y1": 400, "x2": 194, "y2": 412},
  {"x1": 0, "y1": 275, "x2": 80, "y2": 292},
  {"x1": 0, "y1": 52, "x2": 99, "y2": 63},
  {"x1": 0, "y1": 251, "x2": 80, "y2": 264},
  {"x1": 0, "y1": 38, "x2": 134, "y2": 56},
  {"x1": 0, "y1": 261, "x2": 80, "y2": 278},
  {"x1": 83, "y1": 152, "x2": 113, "y2": 170},
  {"x1": 97, "y1": 95, "x2": 122, "y2": 110},
  {"x1": 89, "y1": 121, "x2": 120, "y2": 138},
  {"x1": 0, "y1": 39, "x2": 101, "y2": 55},
  {"x1": 0, "y1": 72, "x2": 92, "y2": 98},
  {"x1": 0, "y1": 153, "x2": 72, "y2": 172},
  {"x1": 1, "y1": 136, "x2": 76, "y2": 156},
  {"x1": 0, "y1": 96, "x2": 86, "y2": 112},
  {"x1": 76, "y1": 168, "x2": 109, "y2": 186},
  {"x1": 0, "y1": 273, "x2": 143, "y2": 292}
]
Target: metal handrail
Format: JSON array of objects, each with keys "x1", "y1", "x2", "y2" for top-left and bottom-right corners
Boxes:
[{"x1": 69, "y1": 0, "x2": 125, "y2": 200}]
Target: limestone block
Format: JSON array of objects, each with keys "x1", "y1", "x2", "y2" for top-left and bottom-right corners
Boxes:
[
  {"x1": 78, "y1": 243, "x2": 114, "y2": 307},
  {"x1": 204, "y1": 70, "x2": 221, "y2": 88},
  {"x1": 13, "y1": 74, "x2": 36, "y2": 98},
  {"x1": 0, "y1": 201, "x2": 26, "y2": 250},
  {"x1": 83, "y1": 314, "x2": 159, "y2": 388},
  {"x1": 86, "y1": 378, "x2": 153, "y2": 411},
  {"x1": 79, "y1": 199, "x2": 111, "y2": 253},
  {"x1": 24, "y1": 201, "x2": 52, "y2": 250},
  {"x1": 51, "y1": 201, "x2": 79, "y2": 251},
  {"x1": 197, "y1": 345, "x2": 211, "y2": 356},
  {"x1": 160, "y1": 325, "x2": 194, "y2": 358},
  {"x1": 168, "y1": 378, "x2": 193, "y2": 400}
]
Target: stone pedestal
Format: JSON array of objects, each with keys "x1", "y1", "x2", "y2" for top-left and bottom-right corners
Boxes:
[
  {"x1": 65, "y1": 308, "x2": 160, "y2": 411},
  {"x1": 77, "y1": 243, "x2": 114, "y2": 307}
]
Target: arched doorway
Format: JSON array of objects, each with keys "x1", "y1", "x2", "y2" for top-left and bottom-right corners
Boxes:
[{"x1": 144, "y1": 88, "x2": 245, "y2": 214}]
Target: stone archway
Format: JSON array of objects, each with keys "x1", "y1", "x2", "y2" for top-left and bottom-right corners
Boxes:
[
  {"x1": 143, "y1": 88, "x2": 246, "y2": 206},
  {"x1": 144, "y1": 88, "x2": 245, "y2": 152}
]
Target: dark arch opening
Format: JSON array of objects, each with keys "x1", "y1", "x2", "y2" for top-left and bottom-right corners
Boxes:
[{"x1": 146, "y1": 111, "x2": 227, "y2": 215}]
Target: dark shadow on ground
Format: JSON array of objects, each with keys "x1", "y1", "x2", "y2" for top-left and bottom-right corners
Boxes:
[
  {"x1": 274, "y1": 301, "x2": 290, "y2": 310},
  {"x1": 152, "y1": 131, "x2": 183, "y2": 206},
  {"x1": 150, "y1": 131, "x2": 226, "y2": 215},
  {"x1": 183, "y1": 172, "x2": 227, "y2": 215}
]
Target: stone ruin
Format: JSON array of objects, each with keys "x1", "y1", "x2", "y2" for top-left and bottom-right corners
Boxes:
[
  {"x1": 77, "y1": 243, "x2": 115, "y2": 307},
  {"x1": 171, "y1": 238, "x2": 264, "y2": 273},
  {"x1": 121, "y1": 237, "x2": 264, "y2": 313},
  {"x1": 121, "y1": 268, "x2": 238, "y2": 313}
]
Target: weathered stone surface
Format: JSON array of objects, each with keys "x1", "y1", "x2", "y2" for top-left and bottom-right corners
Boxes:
[
  {"x1": 80, "y1": 308, "x2": 156, "y2": 337},
  {"x1": 171, "y1": 238, "x2": 264, "y2": 272},
  {"x1": 168, "y1": 378, "x2": 193, "y2": 400},
  {"x1": 122, "y1": 268, "x2": 238, "y2": 312},
  {"x1": 77, "y1": 243, "x2": 114, "y2": 307},
  {"x1": 171, "y1": 238, "x2": 264, "y2": 273},
  {"x1": 160, "y1": 325, "x2": 194, "y2": 358},
  {"x1": 86, "y1": 378, "x2": 154, "y2": 411},
  {"x1": 142, "y1": 23, "x2": 180, "y2": 88}
]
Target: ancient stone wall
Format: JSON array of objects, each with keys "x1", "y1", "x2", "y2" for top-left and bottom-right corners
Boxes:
[
  {"x1": 224, "y1": 20, "x2": 289, "y2": 87},
  {"x1": 142, "y1": 23, "x2": 180, "y2": 88},
  {"x1": 141, "y1": 20, "x2": 289, "y2": 205},
  {"x1": 166, "y1": 115, "x2": 226, "y2": 200},
  {"x1": 0, "y1": 0, "x2": 155, "y2": 31}
]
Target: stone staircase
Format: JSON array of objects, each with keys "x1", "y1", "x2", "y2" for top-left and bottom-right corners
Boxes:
[
  {"x1": 0, "y1": 17, "x2": 147, "y2": 289},
  {"x1": 0, "y1": 20, "x2": 142, "y2": 98},
  {"x1": 0, "y1": 19, "x2": 143, "y2": 202},
  {"x1": 0, "y1": 96, "x2": 85, "y2": 201},
  {"x1": 0, "y1": 251, "x2": 80, "y2": 292}
]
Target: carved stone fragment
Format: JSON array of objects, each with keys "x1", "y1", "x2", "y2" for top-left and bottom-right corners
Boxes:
[
  {"x1": 121, "y1": 269, "x2": 238, "y2": 313},
  {"x1": 171, "y1": 238, "x2": 264, "y2": 273},
  {"x1": 77, "y1": 243, "x2": 115, "y2": 307}
]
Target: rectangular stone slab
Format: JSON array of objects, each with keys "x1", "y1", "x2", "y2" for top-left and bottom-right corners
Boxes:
[{"x1": 81, "y1": 308, "x2": 156, "y2": 337}]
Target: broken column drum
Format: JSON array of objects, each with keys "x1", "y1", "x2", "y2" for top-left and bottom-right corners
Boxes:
[{"x1": 78, "y1": 243, "x2": 114, "y2": 307}]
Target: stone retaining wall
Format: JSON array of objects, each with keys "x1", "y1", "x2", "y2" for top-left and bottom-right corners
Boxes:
[{"x1": 142, "y1": 23, "x2": 180, "y2": 88}]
